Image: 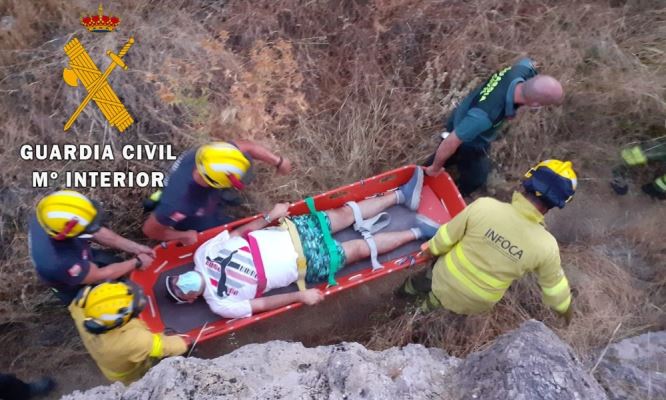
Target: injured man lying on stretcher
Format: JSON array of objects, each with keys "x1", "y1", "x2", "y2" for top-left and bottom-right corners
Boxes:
[{"x1": 165, "y1": 168, "x2": 439, "y2": 319}]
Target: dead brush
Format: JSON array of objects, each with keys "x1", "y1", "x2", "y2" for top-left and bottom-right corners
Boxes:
[
  {"x1": 365, "y1": 298, "x2": 534, "y2": 357},
  {"x1": 366, "y1": 243, "x2": 645, "y2": 357},
  {"x1": 366, "y1": 193, "x2": 664, "y2": 357},
  {"x1": 558, "y1": 245, "x2": 645, "y2": 353}
]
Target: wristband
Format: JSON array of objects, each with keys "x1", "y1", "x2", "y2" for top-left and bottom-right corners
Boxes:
[
  {"x1": 263, "y1": 212, "x2": 272, "y2": 223},
  {"x1": 134, "y1": 256, "x2": 143, "y2": 269},
  {"x1": 276, "y1": 156, "x2": 284, "y2": 170}
]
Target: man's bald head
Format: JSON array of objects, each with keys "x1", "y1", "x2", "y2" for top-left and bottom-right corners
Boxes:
[{"x1": 521, "y1": 75, "x2": 564, "y2": 107}]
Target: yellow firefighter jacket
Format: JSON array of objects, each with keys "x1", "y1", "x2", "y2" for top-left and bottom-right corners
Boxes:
[
  {"x1": 428, "y1": 192, "x2": 571, "y2": 315},
  {"x1": 69, "y1": 302, "x2": 188, "y2": 385}
]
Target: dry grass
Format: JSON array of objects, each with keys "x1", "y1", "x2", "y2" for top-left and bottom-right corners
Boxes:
[
  {"x1": 0, "y1": 0, "x2": 665, "y2": 390},
  {"x1": 366, "y1": 190, "x2": 666, "y2": 357},
  {"x1": 365, "y1": 249, "x2": 663, "y2": 358}
]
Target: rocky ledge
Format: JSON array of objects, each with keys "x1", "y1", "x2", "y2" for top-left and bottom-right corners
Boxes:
[{"x1": 64, "y1": 320, "x2": 664, "y2": 400}]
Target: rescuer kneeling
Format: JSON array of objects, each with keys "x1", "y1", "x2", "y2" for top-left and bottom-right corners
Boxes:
[
  {"x1": 69, "y1": 281, "x2": 189, "y2": 384},
  {"x1": 29, "y1": 190, "x2": 155, "y2": 304},
  {"x1": 142, "y1": 141, "x2": 291, "y2": 246},
  {"x1": 398, "y1": 159, "x2": 577, "y2": 325}
]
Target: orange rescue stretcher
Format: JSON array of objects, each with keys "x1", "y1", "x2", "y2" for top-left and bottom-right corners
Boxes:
[{"x1": 131, "y1": 165, "x2": 465, "y2": 344}]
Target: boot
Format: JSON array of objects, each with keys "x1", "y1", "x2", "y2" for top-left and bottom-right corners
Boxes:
[
  {"x1": 28, "y1": 377, "x2": 56, "y2": 398},
  {"x1": 642, "y1": 183, "x2": 666, "y2": 200},
  {"x1": 610, "y1": 166, "x2": 629, "y2": 195}
]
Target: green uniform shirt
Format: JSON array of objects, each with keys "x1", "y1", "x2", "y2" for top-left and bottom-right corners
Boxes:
[
  {"x1": 448, "y1": 58, "x2": 538, "y2": 148},
  {"x1": 428, "y1": 192, "x2": 571, "y2": 315},
  {"x1": 69, "y1": 302, "x2": 188, "y2": 385}
]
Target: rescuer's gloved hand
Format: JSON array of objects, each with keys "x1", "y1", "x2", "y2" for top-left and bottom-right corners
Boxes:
[
  {"x1": 610, "y1": 166, "x2": 629, "y2": 195},
  {"x1": 610, "y1": 175, "x2": 629, "y2": 195}
]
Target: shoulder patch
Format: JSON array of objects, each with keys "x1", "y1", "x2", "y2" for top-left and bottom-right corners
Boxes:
[
  {"x1": 68, "y1": 264, "x2": 82, "y2": 277},
  {"x1": 169, "y1": 211, "x2": 187, "y2": 222}
]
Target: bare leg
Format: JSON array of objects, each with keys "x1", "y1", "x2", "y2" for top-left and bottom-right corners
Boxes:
[
  {"x1": 325, "y1": 192, "x2": 398, "y2": 234},
  {"x1": 341, "y1": 230, "x2": 416, "y2": 265}
]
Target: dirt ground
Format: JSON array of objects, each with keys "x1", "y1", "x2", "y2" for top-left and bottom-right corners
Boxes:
[{"x1": 1, "y1": 0, "x2": 665, "y2": 398}]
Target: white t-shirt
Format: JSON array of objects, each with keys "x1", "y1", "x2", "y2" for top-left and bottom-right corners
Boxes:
[{"x1": 193, "y1": 228, "x2": 299, "y2": 319}]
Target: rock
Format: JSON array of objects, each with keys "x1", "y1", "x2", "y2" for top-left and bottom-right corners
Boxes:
[
  {"x1": 594, "y1": 330, "x2": 666, "y2": 400},
  {"x1": 0, "y1": 16, "x2": 14, "y2": 31},
  {"x1": 63, "y1": 320, "x2": 608, "y2": 400},
  {"x1": 453, "y1": 320, "x2": 607, "y2": 400},
  {"x1": 64, "y1": 342, "x2": 457, "y2": 400}
]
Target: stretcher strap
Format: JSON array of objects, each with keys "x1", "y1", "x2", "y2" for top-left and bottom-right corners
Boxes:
[
  {"x1": 281, "y1": 218, "x2": 308, "y2": 291},
  {"x1": 345, "y1": 201, "x2": 390, "y2": 270},
  {"x1": 346, "y1": 201, "x2": 392, "y2": 234},
  {"x1": 305, "y1": 197, "x2": 342, "y2": 286},
  {"x1": 295, "y1": 258, "x2": 308, "y2": 291},
  {"x1": 247, "y1": 235, "x2": 268, "y2": 298}
]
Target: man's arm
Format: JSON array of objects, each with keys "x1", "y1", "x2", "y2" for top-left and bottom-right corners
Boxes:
[
  {"x1": 229, "y1": 203, "x2": 290, "y2": 238},
  {"x1": 148, "y1": 333, "x2": 189, "y2": 358},
  {"x1": 92, "y1": 227, "x2": 154, "y2": 256},
  {"x1": 142, "y1": 214, "x2": 198, "y2": 245},
  {"x1": 426, "y1": 108, "x2": 493, "y2": 176},
  {"x1": 81, "y1": 255, "x2": 151, "y2": 284},
  {"x1": 426, "y1": 133, "x2": 463, "y2": 176},
  {"x1": 535, "y1": 249, "x2": 572, "y2": 317},
  {"x1": 249, "y1": 289, "x2": 323, "y2": 314},
  {"x1": 126, "y1": 327, "x2": 188, "y2": 364},
  {"x1": 207, "y1": 289, "x2": 324, "y2": 319},
  {"x1": 235, "y1": 139, "x2": 291, "y2": 175}
]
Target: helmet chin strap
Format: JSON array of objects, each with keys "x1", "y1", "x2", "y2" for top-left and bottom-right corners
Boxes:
[
  {"x1": 226, "y1": 173, "x2": 245, "y2": 190},
  {"x1": 54, "y1": 219, "x2": 79, "y2": 241}
]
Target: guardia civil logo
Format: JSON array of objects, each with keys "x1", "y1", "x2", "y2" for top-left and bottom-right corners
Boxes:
[{"x1": 61, "y1": 4, "x2": 136, "y2": 133}]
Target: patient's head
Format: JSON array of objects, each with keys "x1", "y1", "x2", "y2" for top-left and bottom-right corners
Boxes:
[{"x1": 166, "y1": 271, "x2": 205, "y2": 304}]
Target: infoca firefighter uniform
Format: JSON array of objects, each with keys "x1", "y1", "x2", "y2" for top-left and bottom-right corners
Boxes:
[
  {"x1": 69, "y1": 282, "x2": 188, "y2": 384},
  {"x1": 425, "y1": 192, "x2": 572, "y2": 315}
]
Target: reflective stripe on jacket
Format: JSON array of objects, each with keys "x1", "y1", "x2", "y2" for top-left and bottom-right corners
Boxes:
[
  {"x1": 428, "y1": 192, "x2": 571, "y2": 315},
  {"x1": 69, "y1": 303, "x2": 188, "y2": 385}
]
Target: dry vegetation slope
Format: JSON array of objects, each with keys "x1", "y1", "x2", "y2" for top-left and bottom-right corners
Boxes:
[{"x1": 0, "y1": 0, "x2": 665, "y2": 390}]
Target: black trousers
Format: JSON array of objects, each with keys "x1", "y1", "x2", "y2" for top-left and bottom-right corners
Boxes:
[{"x1": 0, "y1": 374, "x2": 30, "y2": 400}]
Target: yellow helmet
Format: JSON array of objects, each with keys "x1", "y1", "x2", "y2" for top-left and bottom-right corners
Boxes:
[
  {"x1": 195, "y1": 142, "x2": 251, "y2": 189},
  {"x1": 75, "y1": 281, "x2": 146, "y2": 334},
  {"x1": 523, "y1": 159, "x2": 577, "y2": 209},
  {"x1": 36, "y1": 190, "x2": 103, "y2": 240}
]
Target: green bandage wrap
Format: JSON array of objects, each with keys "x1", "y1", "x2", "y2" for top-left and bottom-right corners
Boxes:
[{"x1": 304, "y1": 197, "x2": 342, "y2": 286}]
